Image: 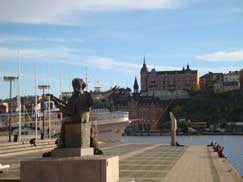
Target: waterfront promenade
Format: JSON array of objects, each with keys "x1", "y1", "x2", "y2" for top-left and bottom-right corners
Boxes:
[{"x1": 0, "y1": 142, "x2": 241, "y2": 182}]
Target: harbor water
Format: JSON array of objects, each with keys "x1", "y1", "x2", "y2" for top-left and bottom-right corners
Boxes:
[{"x1": 122, "y1": 135, "x2": 243, "y2": 176}]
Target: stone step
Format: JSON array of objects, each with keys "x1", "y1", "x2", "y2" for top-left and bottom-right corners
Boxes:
[
  {"x1": 0, "y1": 141, "x2": 55, "y2": 151},
  {"x1": 0, "y1": 139, "x2": 56, "y2": 147},
  {"x1": 0, "y1": 144, "x2": 56, "y2": 155},
  {"x1": 0, "y1": 145, "x2": 55, "y2": 157}
]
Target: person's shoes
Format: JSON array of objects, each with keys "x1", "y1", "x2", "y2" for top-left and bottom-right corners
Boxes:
[
  {"x1": 94, "y1": 148, "x2": 104, "y2": 155},
  {"x1": 42, "y1": 151, "x2": 52, "y2": 157}
]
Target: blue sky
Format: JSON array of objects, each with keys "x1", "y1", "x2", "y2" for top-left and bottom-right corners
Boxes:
[{"x1": 0, "y1": 0, "x2": 243, "y2": 99}]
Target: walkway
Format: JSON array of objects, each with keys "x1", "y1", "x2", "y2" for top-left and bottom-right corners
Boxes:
[
  {"x1": 0, "y1": 144, "x2": 242, "y2": 182},
  {"x1": 164, "y1": 146, "x2": 242, "y2": 182}
]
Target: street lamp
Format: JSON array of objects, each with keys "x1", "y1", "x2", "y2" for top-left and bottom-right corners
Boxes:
[
  {"x1": 38, "y1": 85, "x2": 50, "y2": 140},
  {"x1": 3, "y1": 76, "x2": 18, "y2": 142}
]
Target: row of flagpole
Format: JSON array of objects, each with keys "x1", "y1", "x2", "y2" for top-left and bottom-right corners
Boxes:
[
  {"x1": 35, "y1": 64, "x2": 38, "y2": 140},
  {"x1": 13, "y1": 50, "x2": 87, "y2": 142},
  {"x1": 16, "y1": 50, "x2": 53, "y2": 142},
  {"x1": 17, "y1": 50, "x2": 22, "y2": 141}
]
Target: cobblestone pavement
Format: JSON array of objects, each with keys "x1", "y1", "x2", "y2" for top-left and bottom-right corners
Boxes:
[
  {"x1": 3, "y1": 144, "x2": 240, "y2": 182},
  {"x1": 0, "y1": 144, "x2": 185, "y2": 181},
  {"x1": 119, "y1": 145, "x2": 185, "y2": 182}
]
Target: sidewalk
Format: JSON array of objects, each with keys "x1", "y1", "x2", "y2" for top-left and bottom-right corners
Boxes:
[
  {"x1": 0, "y1": 144, "x2": 241, "y2": 182},
  {"x1": 164, "y1": 146, "x2": 242, "y2": 182}
]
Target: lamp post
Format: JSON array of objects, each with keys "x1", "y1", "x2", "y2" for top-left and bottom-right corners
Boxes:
[
  {"x1": 38, "y1": 85, "x2": 50, "y2": 140},
  {"x1": 4, "y1": 76, "x2": 18, "y2": 142}
]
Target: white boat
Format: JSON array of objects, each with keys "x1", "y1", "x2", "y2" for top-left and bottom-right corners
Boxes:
[
  {"x1": 90, "y1": 109, "x2": 130, "y2": 143},
  {"x1": 0, "y1": 101, "x2": 130, "y2": 143},
  {"x1": 32, "y1": 102, "x2": 130, "y2": 143},
  {"x1": 59, "y1": 108, "x2": 130, "y2": 143}
]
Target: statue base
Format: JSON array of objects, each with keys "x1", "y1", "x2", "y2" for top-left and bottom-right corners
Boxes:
[
  {"x1": 64, "y1": 122, "x2": 91, "y2": 148},
  {"x1": 21, "y1": 156, "x2": 119, "y2": 182},
  {"x1": 51, "y1": 147, "x2": 94, "y2": 158}
]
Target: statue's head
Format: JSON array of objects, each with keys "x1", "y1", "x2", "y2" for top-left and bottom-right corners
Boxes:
[{"x1": 72, "y1": 78, "x2": 87, "y2": 93}]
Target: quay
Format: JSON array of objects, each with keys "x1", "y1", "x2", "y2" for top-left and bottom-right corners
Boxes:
[{"x1": 0, "y1": 141, "x2": 242, "y2": 182}]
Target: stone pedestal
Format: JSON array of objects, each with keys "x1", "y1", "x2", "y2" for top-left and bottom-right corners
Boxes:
[
  {"x1": 21, "y1": 156, "x2": 119, "y2": 182},
  {"x1": 65, "y1": 122, "x2": 91, "y2": 148},
  {"x1": 52, "y1": 122, "x2": 94, "y2": 157},
  {"x1": 52, "y1": 147, "x2": 94, "y2": 158}
]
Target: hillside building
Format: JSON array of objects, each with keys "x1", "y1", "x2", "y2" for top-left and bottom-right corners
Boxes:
[{"x1": 140, "y1": 57, "x2": 199, "y2": 100}]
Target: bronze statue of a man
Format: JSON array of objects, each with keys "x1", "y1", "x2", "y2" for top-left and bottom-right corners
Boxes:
[
  {"x1": 58, "y1": 78, "x2": 94, "y2": 148},
  {"x1": 48, "y1": 78, "x2": 117, "y2": 154},
  {"x1": 68, "y1": 78, "x2": 93, "y2": 123}
]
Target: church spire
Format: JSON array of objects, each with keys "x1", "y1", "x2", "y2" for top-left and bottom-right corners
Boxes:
[
  {"x1": 141, "y1": 56, "x2": 148, "y2": 73},
  {"x1": 186, "y1": 63, "x2": 190, "y2": 71},
  {"x1": 133, "y1": 76, "x2": 139, "y2": 93}
]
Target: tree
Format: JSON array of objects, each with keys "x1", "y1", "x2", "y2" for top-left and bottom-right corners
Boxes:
[
  {"x1": 192, "y1": 83, "x2": 200, "y2": 91},
  {"x1": 178, "y1": 120, "x2": 191, "y2": 129},
  {"x1": 172, "y1": 105, "x2": 182, "y2": 115}
]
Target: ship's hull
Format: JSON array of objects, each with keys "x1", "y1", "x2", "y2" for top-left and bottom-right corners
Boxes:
[
  {"x1": 92, "y1": 119, "x2": 129, "y2": 143},
  {"x1": 1, "y1": 111, "x2": 130, "y2": 143}
]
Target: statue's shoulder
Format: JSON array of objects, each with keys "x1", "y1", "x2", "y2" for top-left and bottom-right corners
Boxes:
[
  {"x1": 84, "y1": 91, "x2": 92, "y2": 97},
  {"x1": 68, "y1": 93, "x2": 78, "y2": 102},
  {"x1": 84, "y1": 91, "x2": 90, "y2": 95}
]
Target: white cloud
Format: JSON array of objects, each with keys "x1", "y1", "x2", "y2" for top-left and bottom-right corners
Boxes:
[
  {"x1": 80, "y1": 57, "x2": 140, "y2": 72},
  {"x1": 0, "y1": 0, "x2": 184, "y2": 24},
  {"x1": 196, "y1": 49, "x2": 243, "y2": 62},
  {"x1": 0, "y1": 35, "x2": 84, "y2": 44},
  {"x1": 0, "y1": 36, "x2": 34, "y2": 44},
  {"x1": 78, "y1": 56, "x2": 182, "y2": 73},
  {"x1": 194, "y1": 66, "x2": 241, "y2": 76},
  {"x1": 0, "y1": 47, "x2": 79, "y2": 61},
  {"x1": 0, "y1": 47, "x2": 181, "y2": 74},
  {"x1": 148, "y1": 64, "x2": 181, "y2": 71}
]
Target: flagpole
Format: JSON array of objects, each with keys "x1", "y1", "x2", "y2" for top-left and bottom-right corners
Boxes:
[
  {"x1": 59, "y1": 72, "x2": 62, "y2": 100},
  {"x1": 48, "y1": 65, "x2": 51, "y2": 139},
  {"x1": 85, "y1": 67, "x2": 88, "y2": 91},
  {"x1": 17, "y1": 50, "x2": 22, "y2": 141},
  {"x1": 35, "y1": 64, "x2": 38, "y2": 140}
]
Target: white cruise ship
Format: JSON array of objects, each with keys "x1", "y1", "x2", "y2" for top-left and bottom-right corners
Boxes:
[{"x1": 90, "y1": 109, "x2": 130, "y2": 143}]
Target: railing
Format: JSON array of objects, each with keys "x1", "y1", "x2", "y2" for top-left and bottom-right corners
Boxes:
[{"x1": 91, "y1": 111, "x2": 129, "y2": 121}]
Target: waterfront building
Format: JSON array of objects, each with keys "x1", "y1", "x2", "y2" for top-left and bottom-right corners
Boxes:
[
  {"x1": 140, "y1": 57, "x2": 199, "y2": 100},
  {"x1": 112, "y1": 85, "x2": 165, "y2": 134},
  {"x1": 111, "y1": 85, "x2": 164, "y2": 121},
  {"x1": 226, "y1": 122, "x2": 243, "y2": 133},
  {"x1": 93, "y1": 80, "x2": 166, "y2": 133},
  {"x1": 128, "y1": 79, "x2": 164, "y2": 125},
  {"x1": 224, "y1": 71, "x2": 240, "y2": 82},
  {"x1": 214, "y1": 81, "x2": 240, "y2": 93},
  {"x1": 200, "y1": 72, "x2": 224, "y2": 92},
  {"x1": 200, "y1": 71, "x2": 241, "y2": 93},
  {"x1": 213, "y1": 82, "x2": 222, "y2": 93},
  {"x1": 0, "y1": 102, "x2": 8, "y2": 114}
]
